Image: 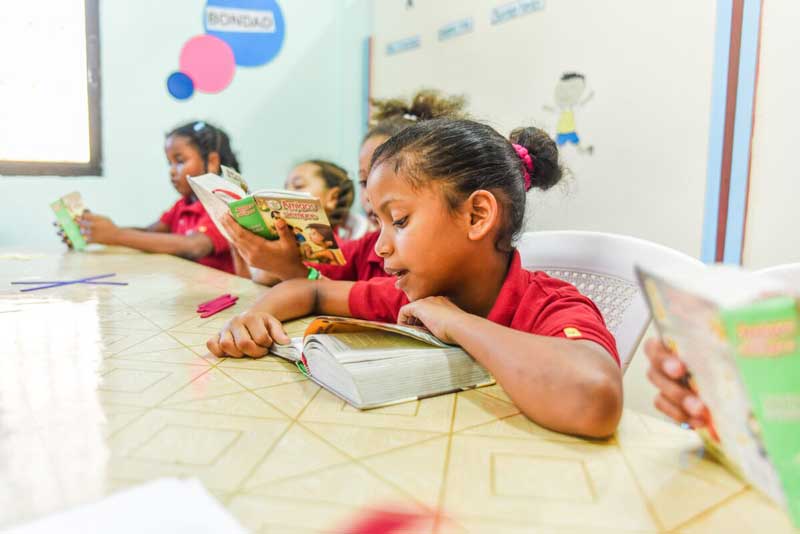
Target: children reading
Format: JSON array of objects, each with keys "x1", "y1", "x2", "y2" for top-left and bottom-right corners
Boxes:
[
  {"x1": 224, "y1": 89, "x2": 467, "y2": 285},
  {"x1": 207, "y1": 118, "x2": 623, "y2": 438},
  {"x1": 71, "y1": 121, "x2": 239, "y2": 273}
]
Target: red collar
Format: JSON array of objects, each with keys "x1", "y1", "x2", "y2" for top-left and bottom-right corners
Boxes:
[
  {"x1": 173, "y1": 196, "x2": 204, "y2": 213},
  {"x1": 486, "y1": 250, "x2": 527, "y2": 326}
]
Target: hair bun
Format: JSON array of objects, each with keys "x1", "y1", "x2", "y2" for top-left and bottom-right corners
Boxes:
[
  {"x1": 369, "y1": 89, "x2": 467, "y2": 126},
  {"x1": 508, "y1": 127, "x2": 562, "y2": 191}
]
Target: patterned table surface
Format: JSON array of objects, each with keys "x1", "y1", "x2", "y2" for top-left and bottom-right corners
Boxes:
[{"x1": 0, "y1": 248, "x2": 795, "y2": 533}]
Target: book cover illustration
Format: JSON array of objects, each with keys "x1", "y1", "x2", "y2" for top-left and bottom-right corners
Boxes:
[
  {"x1": 230, "y1": 195, "x2": 345, "y2": 265},
  {"x1": 51, "y1": 191, "x2": 87, "y2": 251}
]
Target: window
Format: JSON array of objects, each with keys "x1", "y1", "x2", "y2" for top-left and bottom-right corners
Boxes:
[{"x1": 0, "y1": 0, "x2": 101, "y2": 176}]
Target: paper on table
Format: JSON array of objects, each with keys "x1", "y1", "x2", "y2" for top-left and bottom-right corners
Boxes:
[{"x1": 2, "y1": 478, "x2": 247, "y2": 534}]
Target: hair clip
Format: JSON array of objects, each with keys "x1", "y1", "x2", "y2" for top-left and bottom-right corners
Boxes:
[
  {"x1": 402, "y1": 113, "x2": 418, "y2": 121},
  {"x1": 193, "y1": 121, "x2": 206, "y2": 132}
]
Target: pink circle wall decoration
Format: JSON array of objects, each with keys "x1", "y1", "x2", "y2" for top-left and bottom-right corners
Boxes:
[{"x1": 179, "y1": 35, "x2": 236, "y2": 93}]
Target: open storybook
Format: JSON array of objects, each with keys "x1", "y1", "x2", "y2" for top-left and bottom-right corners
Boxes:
[
  {"x1": 268, "y1": 316, "x2": 494, "y2": 410},
  {"x1": 636, "y1": 263, "x2": 800, "y2": 526},
  {"x1": 188, "y1": 166, "x2": 345, "y2": 265}
]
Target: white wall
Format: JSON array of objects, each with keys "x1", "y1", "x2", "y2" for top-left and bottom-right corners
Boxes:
[
  {"x1": 0, "y1": 0, "x2": 371, "y2": 248},
  {"x1": 372, "y1": 0, "x2": 717, "y2": 258},
  {"x1": 742, "y1": 0, "x2": 800, "y2": 269}
]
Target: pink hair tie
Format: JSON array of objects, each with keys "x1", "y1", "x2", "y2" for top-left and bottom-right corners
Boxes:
[{"x1": 512, "y1": 143, "x2": 534, "y2": 191}]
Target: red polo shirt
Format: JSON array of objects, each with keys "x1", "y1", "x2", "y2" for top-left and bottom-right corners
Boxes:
[
  {"x1": 313, "y1": 230, "x2": 388, "y2": 281},
  {"x1": 159, "y1": 197, "x2": 234, "y2": 274},
  {"x1": 348, "y1": 250, "x2": 619, "y2": 365}
]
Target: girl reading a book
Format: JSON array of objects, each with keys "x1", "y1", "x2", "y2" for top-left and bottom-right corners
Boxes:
[
  {"x1": 222, "y1": 89, "x2": 467, "y2": 285},
  {"x1": 207, "y1": 118, "x2": 623, "y2": 438},
  {"x1": 72, "y1": 121, "x2": 239, "y2": 273}
]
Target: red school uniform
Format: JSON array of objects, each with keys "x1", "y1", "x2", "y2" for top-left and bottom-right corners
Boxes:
[
  {"x1": 159, "y1": 197, "x2": 234, "y2": 274},
  {"x1": 313, "y1": 230, "x2": 389, "y2": 281},
  {"x1": 347, "y1": 249, "x2": 620, "y2": 365}
]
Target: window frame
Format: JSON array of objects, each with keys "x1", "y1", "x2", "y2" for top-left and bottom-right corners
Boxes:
[{"x1": 0, "y1": 0, "x2": 102, "y2": 177}]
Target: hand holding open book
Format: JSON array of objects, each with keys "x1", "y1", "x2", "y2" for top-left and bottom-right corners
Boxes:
[
  {"x1": 188, "y1": 166, "x2": 346, "y2": 266},
  {"x1": 637, "y1": 262, "x2": 800, "y2": 526}
]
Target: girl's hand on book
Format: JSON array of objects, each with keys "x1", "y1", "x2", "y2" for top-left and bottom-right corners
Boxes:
[
  {"x1": 645, "y1": 338, "x2": 710, "y2": 429},
  {"x1": 79, "y1": 212, "x2": 119, "y2": 244},
  {"x1": 207, "y1": 311, "x2": 291, "y2": 358},
  {"x1": 397, "y1": 296, "x2": 468, "y2": 344},
  {"x1": 222, "y1": 214, "x2": 308, "y2": 280}
]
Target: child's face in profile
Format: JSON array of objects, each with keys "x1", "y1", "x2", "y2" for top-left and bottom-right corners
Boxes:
[
  {"x1": 285, "y1": 163, "x2": 341, "y2": 217},
  {"x1": 285, "y1": 163, "x2": 328, "y2": 200},
  {"x1": 165, "y1": 135, "x2": 206, "y2": 198},
  {"x1": 368, "y1": 162, "x2": 472, "y2": 302},
  {"x1": 358, "y1": 135, "x2": 387, "y2": 227}
]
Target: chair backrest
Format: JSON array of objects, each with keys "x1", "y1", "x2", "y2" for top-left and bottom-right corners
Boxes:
[
  {"x1": 754, "y1": 263, "x2": 800, "y2": 288},
  {"x1": 516, "y1": 231, "x2": 703, "y2": 372}
]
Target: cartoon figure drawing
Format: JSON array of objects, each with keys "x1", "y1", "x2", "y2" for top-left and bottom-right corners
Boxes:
[
  {"x1": 544, "y1": 72, "x2": 594, "y2": 155},
  {"x1": 301, "y1": 223, "x2": 341, "y2": 264}
]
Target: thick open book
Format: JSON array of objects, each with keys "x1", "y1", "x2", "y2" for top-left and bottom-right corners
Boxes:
[
  {"x1": 188, "y1": 166, "x2": 345, "y2": 265},
  {"x1": 636, "y1": 263, "x2": 800, "y2": 526},
  {"x1": 269, "y1": 316, "x2": 494, "y2": 409}
]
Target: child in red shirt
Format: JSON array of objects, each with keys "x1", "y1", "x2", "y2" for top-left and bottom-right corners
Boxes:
[
  {"x1": 221, "y1": 90, "x2": 467, "y2": 284},
  {"x1": 76, "y1": 121, "x2": 237, "y2": 273},
  {"x1": 207, "y1": 119, "x2": 623, "y2": 438}
]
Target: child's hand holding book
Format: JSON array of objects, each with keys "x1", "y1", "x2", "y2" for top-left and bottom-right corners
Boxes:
[
  {"x1": 79, "y1": 212, "x2": 121, "y2": 245},
  {"x1": 220, "y1": 213, "x2": 309, "y2": 280},
  {"x1": 644, "y1": 338, "x2": 711, "y2": 429}
]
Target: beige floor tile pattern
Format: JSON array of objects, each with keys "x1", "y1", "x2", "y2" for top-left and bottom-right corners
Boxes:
[{"x1": 1, "y1": 249, "x2": 795, "y2": 533}]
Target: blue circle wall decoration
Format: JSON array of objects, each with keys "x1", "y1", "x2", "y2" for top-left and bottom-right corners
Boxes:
[
  {"x1": 166, "y1": 71, "x2": 195, "y2": 100},
  {"x1": 204, "y1": 0, "x2": 286, "y2": 67}
]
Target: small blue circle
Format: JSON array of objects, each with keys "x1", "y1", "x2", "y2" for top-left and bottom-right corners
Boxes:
[
  {"x1": 167, "y1": 71, "x2": 195, "y2": 100},
  {"x1": 204, "y1": 0, "x2": 285, "y2": 67}
]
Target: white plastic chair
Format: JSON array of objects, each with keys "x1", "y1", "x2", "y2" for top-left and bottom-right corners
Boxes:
[
  {"x1": 516, "y1": 231, "x2": 703, "y2": 372},
  {"x1": 755, "y1": 263, "x2": 800, "y2": 288}
]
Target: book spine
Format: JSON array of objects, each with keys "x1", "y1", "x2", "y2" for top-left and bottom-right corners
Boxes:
[
  {"x1": 51, "y1": 200, "x2": 87, "y2": 250},
  {"x1": 721, "y1": 296, "x2": 800, "y2": 526},
  {"x1": 228, "y1": 197, "x2": 276, "y2": 240}
]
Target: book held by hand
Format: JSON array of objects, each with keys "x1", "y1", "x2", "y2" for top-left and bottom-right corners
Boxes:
[
  {"x1": 188, "y1": 166, "x2": 345, "y2": 265},
  {"x1": 636, "y1": 262, "x2": 800, "y2": 526}
]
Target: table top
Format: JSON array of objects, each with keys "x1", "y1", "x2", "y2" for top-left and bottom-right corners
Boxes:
[{"x1": 0, "y1": 248, "x2": 795, "y2": 533}]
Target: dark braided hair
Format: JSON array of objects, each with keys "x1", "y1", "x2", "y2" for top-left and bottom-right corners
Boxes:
[
  {"x1": 306, "y1": 159, "x2": 354, "y2": 228},
  {"x1": 167, "y1": 121, "x2": 240, "y2": 173},
  {"x1": 364, "y1": 89, "x2": 467, "y2": 143},
  {"x1": 371, "y1": 118, "x2": 563, "y2": 251}
]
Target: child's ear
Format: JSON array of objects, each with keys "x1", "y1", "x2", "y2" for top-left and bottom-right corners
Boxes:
[
  {"x1": 323, "y1": 186, "x2": 341, "y2": 213},
  {"x1": 465, "y1": 190, "x2": 500, "y2": 242},
  {"x1": 207, "y1": 151, "x2": 221, "y2": 174}
]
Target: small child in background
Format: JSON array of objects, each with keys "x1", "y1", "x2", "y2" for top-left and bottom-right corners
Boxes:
[
  {"x1": 73, "y1": 121, "x2": 239, "y2": 273},
  {"x1": 208, "y1": 118, "x2": 623, "y2": 438}
]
